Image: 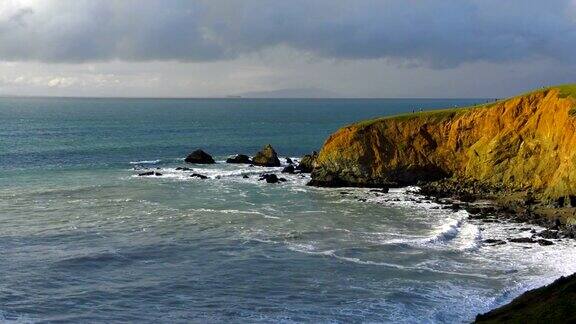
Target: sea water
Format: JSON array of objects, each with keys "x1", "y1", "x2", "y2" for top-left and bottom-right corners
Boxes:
[{"x1": 1, "y1": 97, "x2": 575, "y2": 323}]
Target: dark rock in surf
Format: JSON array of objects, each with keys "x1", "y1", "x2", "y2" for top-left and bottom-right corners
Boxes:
[
  {"x1": 242, "y1": 175, "x2": 249, "y2": 179},
  {"x1": 537, "y1": 229, "x2": 560, "y2": 239},
  {"x1": 190, "y1": 173, "x2": 208, "y2": 179},
  {"x1": 138, "y1": 171, "x2": 155, "y2": 176},
  {"x1": 259, "y1": 174, "x2": 280, "y2": 183},
  {"x1": 252, "y1": 145, "x2": 281, "y2": 167},
  {"x1": 286, "y1": 157, "x2": 294, "y2": 165},
  {"x1": 483, "y1": 239, "x2": 507, "y2": 245},
  {"x1": 185, "y1": 149, "x2": 215, "y2": 164},
  {"x1": 508, "y1": 237, "x2": 536, "y2": 244},
  {"x1": 226, "y1": 154, "x2": 252, "y2": 164},
  {"x1": 176, "y1": 167, "x2": 193, "y2": 171},
  {"x1": 537, "y1": 239, "x2": 554, "y2": 246},
  {"x1": 281, "y1": 165, "x2": 295, "y2": 174}
]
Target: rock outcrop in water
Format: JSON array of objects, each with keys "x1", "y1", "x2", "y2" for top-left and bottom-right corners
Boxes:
[
  {"x1": 310, "y1": 85, "x2": 576, "y2": 205},
  {"x1": 252, "y1": 144, "x2": 281, "y2": 167},
  {"x1": 226, "y1": 154, "x2": 252, "y2": 164},
  {"x1": 185, "y1": 149, "x2": 215, "y2": 164},
  {"x1": 475, "y1": 273, "x2": 576, "y2": 323}
]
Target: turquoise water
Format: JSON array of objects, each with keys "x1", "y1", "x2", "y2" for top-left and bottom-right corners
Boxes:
[{"x1": 1, "y1": 98, "x2": 575, "y2": 323}]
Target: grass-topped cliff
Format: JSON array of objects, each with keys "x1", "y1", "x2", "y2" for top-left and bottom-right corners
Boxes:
[{"x1": 310, "y1": 85, "x2": 576, "y2": 207}]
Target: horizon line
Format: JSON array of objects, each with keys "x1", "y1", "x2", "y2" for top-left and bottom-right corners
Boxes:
[{"x1": 0, "y1": 94, "x2": 491, "y2": 100}]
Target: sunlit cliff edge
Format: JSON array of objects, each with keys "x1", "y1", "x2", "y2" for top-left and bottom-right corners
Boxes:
[{"x1": 311, "y1": 85, "x2": 576, "y2": 206}]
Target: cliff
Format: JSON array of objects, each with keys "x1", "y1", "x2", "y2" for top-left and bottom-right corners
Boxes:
[
  {"x1": 310, "y1": 85, "x2": 576, "y2": 205},
  {"x1": 475, "y1": 273, "x2": 576, "y2": 323}
]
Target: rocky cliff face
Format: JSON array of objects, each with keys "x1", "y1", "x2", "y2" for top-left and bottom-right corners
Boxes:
[{"x1": 310, "y1": 87, "x2": 576, "y2": 202}]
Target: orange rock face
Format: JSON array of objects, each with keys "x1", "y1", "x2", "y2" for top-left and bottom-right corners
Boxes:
[{"x1": 311, "y1": 87, "x2": 576, "y2": 201}]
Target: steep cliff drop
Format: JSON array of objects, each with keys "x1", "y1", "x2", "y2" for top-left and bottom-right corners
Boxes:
[{"x1": 310, "y1": 85, "x2": 576, "y2": 209}]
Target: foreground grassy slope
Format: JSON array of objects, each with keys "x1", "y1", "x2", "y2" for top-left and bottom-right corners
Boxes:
[
  {"x1": 475, "y1": 273, "x2": 576, "y2": 323},
  {"x1": 311, "y1": 85, "x2": 576, "y2": 204}
]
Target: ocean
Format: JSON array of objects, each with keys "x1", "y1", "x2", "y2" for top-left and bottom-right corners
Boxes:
[{"x1": 1, "y1": 97, "x2": 575, "y2": 323}]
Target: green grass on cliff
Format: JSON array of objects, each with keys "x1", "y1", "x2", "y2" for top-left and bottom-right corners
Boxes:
[{"x1": 353, "y1": 84, "x2": 576, "y2": 128}]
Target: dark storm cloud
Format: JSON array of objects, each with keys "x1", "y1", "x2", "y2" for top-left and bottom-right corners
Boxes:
[{"x1": 1, "y1": 0, "x2": 575, "y2": 68}]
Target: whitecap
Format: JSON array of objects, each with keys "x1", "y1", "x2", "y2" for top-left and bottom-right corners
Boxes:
[{"x1": 129, "y1": 159, "x2": 161, "y2": 165}]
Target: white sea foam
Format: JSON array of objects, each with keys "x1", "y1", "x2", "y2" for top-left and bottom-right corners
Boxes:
[{"x1": 130, "y1": 159, "x2": 161, "y2": 165}]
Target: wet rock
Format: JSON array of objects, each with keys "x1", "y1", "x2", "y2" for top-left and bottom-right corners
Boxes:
[
  {"x1": 483, "y1": 239, "x2": 507, "y2": 245},
  {"x1": 279, "y1": 178, "x2": 287, "y2": 182},
  {"x1": 185, "y1": 149, "x2": 215, "y2": 164},
  {"x1": 537, "y1": 229, "x2": 560, "y2": 239},
  {"x1": 242, "y1": 175, "x2": 249, "y2": 179},
  {"x1": 252, "y1": 145, "x2": 281, "y2": 167},
  {"x1": 176, "y1": 167, "x2": 193, "y2": 171},
  {"x1": 369, "y1": 188, "x2": 389, "y2": 193},
  {"x1": 286, "y1": 157, "x2": 294, "y2": 165},
  {"x1": 190, "y1": 173, "x2": 208, "y2": 179},
  {"x1": 281, "y1": 165, "x2": 295, "y2": 174},
  {"x1": 154, "y1": 172, "x2": 162, "y2": 176},
  {"x1": 226, "y1": 154, "x2": 251, "y2": 164},
  {"x1": 451, "y1": 203, "x2": 461, "y2": 211},
  {"x1": 537, "y1": 239, "x2": 554, "y2": 246},
  {"x1": 296, "y1": 151, "x2": 318, "y2": 173},
  {"x1": 138, "y1": 171, "x2": 155, "y2": 176},
  {"x1": 508, "y1": 237, "x2": 536, "y2": 243},
  {"x1": 340, "y1": 191, "x2": 350, "y2": 195},
  {"x1": 259, "y1": 173, "x2": 280, "y2": 183}
]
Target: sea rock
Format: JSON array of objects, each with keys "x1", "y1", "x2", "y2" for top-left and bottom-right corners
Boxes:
[
  {"x1": 296, "y1": 152, "x2": 318, "y2": 173},
  {"x1": 242, "y1": 174, "x2": 249, "y2": 179},
  {"x1": 281, "y1": 165, "x2": 295, "y2": 174},
  {"x1": 226, "y1": 154, "x2": 251, "y2": 164},
  {"x1": 537, "y1": 229, "x2": 560, "y2": 239},
  {"x1": 508, "y1": 237, "x2": 536, "y2": 244},
  {"x1": 138, "y1": 171, "x2": 155, "y2": 176},
  {"x1": 286, "y1": 157, "x2": 294, "y2": 165},
  {"x1": 259, "y1": 174, "x2": 280, "y2": 183},
  {"x1": 176, "y1": 167, "x2": 193, "y2": 171},
  {"x1": 537, "y1": 239, "x2": 554, "y2": 246},
  {"x1": 185, "y1": 149, "x2": 215, "y2": 164},
  {"x1": 190, "y1": 173, "x2": 208, "y2": 179},
  {"x1": 252, "y1": 145, "x2": 281, "y2": 167},
  {"x1": 483, "y1": 239, "x2": 507, "y2": 245}
]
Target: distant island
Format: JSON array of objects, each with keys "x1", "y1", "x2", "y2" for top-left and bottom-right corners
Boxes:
[{"x1": 307, "y1": 84, "x2": 576, "y2": 321}]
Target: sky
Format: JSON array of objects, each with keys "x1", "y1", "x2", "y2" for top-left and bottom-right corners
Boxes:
[{"x1": 0, "y1": 0, "x2": 575, "y2": 98}]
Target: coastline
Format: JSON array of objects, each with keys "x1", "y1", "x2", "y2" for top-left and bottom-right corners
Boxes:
[{"x1": 306, "y1": 85, "x2": 576, "y2": 320}]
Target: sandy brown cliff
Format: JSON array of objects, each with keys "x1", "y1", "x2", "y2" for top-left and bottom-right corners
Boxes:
[{"x1": 310, "y1": 86, "x2": 576, "y2": 205}]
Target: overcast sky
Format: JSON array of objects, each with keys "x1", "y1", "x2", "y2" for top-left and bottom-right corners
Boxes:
[{"x1": 0, "y1": 0, "x2": 574, "y2": 98}]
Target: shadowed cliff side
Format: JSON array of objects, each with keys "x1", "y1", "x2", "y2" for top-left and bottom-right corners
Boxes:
[
  {"x1": 474, "y1": 273, "x2": 576, "y2": 323},
  {"x1": 310, "y1": 85, "x2": 576, "y2": 204}
]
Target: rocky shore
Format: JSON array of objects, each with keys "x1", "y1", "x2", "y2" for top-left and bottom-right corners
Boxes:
[{"x1": 308, "y1": 85, "x2": 576, "y2": 234}]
